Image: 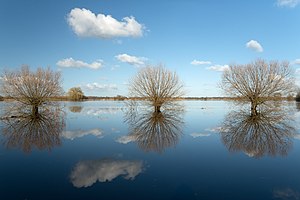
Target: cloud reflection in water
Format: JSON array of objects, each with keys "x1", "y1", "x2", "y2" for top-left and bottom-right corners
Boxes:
[{"x1": 70, "y1": 159, "x2": 143, "y2": 188}]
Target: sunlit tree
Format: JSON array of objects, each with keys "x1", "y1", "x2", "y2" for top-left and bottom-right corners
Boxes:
[
  {"x1": 221, "y1": 59, "x2": 295, "y2": 116},
  {"x1": 129, "y1": 65, "x2": 185, "y2": 112},
  {"x1": 1, "y1": 66, "x2": 63, "y2": 115},
  {"x1": 67, "y1": 87, "x2": 85, "y2": 101}
]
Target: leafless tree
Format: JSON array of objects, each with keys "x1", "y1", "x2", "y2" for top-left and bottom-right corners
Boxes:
[
  {"x1": 129, "y1": 65, "x2": 185, "y2": 112},
  {"x1": 68, "y1": 87, "x2": 85, "y2": 101},
  {"x1": 1, "y1": 66, "x2": 63, "y2": 115},
  {"x1": 221, "y1": 59, "x2": 295, "y2": 116},
  {"x1": 219, "y1": 105, "x2": 295, "y2": 158}
]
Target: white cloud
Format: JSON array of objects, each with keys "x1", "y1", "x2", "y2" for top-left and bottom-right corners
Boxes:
[
  {"x1": 57, "y1": 58, "x2": 103, "y2": 69},
  {"x1": 70, "y1": 159, "x2": 143, "y2": 188},
  {"x1": 115, "y1": 54, "x2": 147, "y2": 66},
  {"x1": 190, "y1": 133, "x2": 211, "y2": 138},
  {"x1": 62, "y1": 128, "x2": 104, "y2": 140},
  {"x1": 84, "y1": 83, "x2": 118, "y2": 91},
  {"x1": 191, "y1": 60, "x2": 212, "y2": 65},
  {"x1": 293, "y1": 59, "x2": 300, "y2": 65},
  {"x1": 246, "y1": 40, "x2": 263, "y2": 52},
  {"x1": 277, "y1": 0, "x2": 300, "y2": 7},
  {"x1": 116, "y1": 135, "x2": 136, "y2": 144},
  {"x1": 207, "y1": 64, "x2": 229, "y2": 72},
  {"x1": 68, "y1": 8, "x2": 144, "y2": 38}
]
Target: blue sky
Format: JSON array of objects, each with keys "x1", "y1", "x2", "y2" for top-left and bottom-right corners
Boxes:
[{"x1": 0, "y1": 0, "x2": 300, "y2": 97}]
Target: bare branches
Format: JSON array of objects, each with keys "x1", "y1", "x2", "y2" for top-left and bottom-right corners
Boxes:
[
  {"x1": 1, "y1": 66, "x2": 63, "y2": 109},
  {"x1": 129, "y1": 65, "x2": 185, "y2": 112},
  {"x1": 221, "y1": 59, "x2": 295, "y2": 115}
]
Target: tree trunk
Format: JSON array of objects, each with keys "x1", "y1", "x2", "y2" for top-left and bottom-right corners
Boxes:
[
  {"x1": 250, "y1": 101, "x2": 258, "y2": 116},
  {"x1": 32, "y1": 105, "x2": 39, "y2": 116},
  {"x1": 154, "y1": 105, "x2": 161, "y2": 113}
]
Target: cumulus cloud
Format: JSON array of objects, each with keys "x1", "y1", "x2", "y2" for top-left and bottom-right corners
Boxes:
[
  {"x1": 84, "y1": 83, "x2": 118, "y2": 91},
  {"x1": 68, "y1": 8, "x2": 144, "y2": 38},
  {"x1": 115, "y1": 54, "x2": 147, "y2": 66},
  {"x1": 70, "y1": 159, "x2": 143, "y2": 188},
  {"x1": 57, "y1": 58, "x2": 103, "y2": 69},
  {"x1": 190, "y1": 133, "x2": 211, "y2": 138},
  {"x1": 62, "y1": 128, "x2": 104, "y2": 140},
  {"x1": 207, "y1": 64, "x2": 229, "y2": 72},
  {"x1": 246, "y1": 40, "x2": 263, "y2": 52},
  {"x1": 191, "y1": 60, "x2": 212, "y2": 65},
  {"x1": 116, "y1": 135, "x2": 136, "y2": 144},
  {"x1": 276, "y1": 0, "x2": 300, "y2": 7}
]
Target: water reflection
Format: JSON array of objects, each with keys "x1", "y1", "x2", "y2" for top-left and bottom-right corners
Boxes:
[
  {"x1": 70, "y1": 158, "x2": 143, "y2": 188},
  {"x1": 220, "y1": 105, "x2": 295, "y2": 158},
  {"x1": 124, "y1": 102, "x2": 184, "y2": 153},
  {"x1": 62, "y1": 128, "x2": 104, "y2": 140},
  {"x1": 69, "y1": 105, "x2": 83, "y2": 113},
  {"x1": 1, "y1": 104, "x2": 65, "y2": 152}
]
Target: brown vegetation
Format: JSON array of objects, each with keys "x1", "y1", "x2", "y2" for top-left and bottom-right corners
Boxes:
[
  {"x1": 1, "y1": 66, "x2": 63, "y2": 115},
  {"x1": 129, "y1": 65, "x2": 185, "y2": 112},
  {"x1": 221, "y1": 59, "x2": 295, "y2": 116}
]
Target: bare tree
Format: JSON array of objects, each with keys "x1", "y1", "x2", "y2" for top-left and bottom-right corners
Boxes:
[
  {"x1": 67, "y1": 87, "x2": 85, "y2": 101},
  {"x1": 221, "y1": 59, "x2": 295, "y2": 116},
  {"x1": 129, "y1": 65, "x2": 185, "y2": 112},
  {"x1": 1, "y1": 66, "x2": 63, "y2": 115}
]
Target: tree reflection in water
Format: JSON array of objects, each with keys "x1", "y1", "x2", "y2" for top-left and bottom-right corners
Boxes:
[
  {"x1": 124, "y1": 101, "x2": 184, "y2": 153},
  {"x1": 68, "y1": 105, "x2": 83, "y2": 113},
  {"x1": 1, "y1": 103, "x2": 65, "y2": 153},
  {"x1": 220, "y1": 105, "x2": 296, "y2": 158}
]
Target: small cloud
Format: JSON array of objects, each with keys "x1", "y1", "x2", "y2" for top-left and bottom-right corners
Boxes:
[
  {"x1": 57, "y1": 58, "x2": 103, "y2": 69},
  {"x1": 191, "y1": 60, "x2": 212, "y2": 65},
  {"x1": 115, "y1": 54, "x2": 147, "y2": 67},
  {"x1": 190, "y1": 133, "x2": 211, "y2": 138},
  {"x1": 292, "y1": 59, "x2": 300, "y2": 65},
  {"x1": 70, "y1": 159, "x2": 143, "y2": 188},
  {"x1": 207, "y1": 64, "x2": 229, "y2": 72},
  {"x1": 68, "y1": 8, "x2": 145, "y2": 38},
  {"x1": 276, "y1": 0, "x2": 300, "y2": 8},
  {"x1": 116, "y1": 135, "x2": 136, "y2": 144},
  {"x1": 246, "y1": 40, "x2": 263, "y2": 52},
  {"x1": 84, "y1": 83, "x2": 118, "y2": 91}
]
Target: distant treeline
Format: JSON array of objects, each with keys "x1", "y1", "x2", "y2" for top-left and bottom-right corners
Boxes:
[{"x1": 0, "y1": 95, "x2": 296, "y2": 102}]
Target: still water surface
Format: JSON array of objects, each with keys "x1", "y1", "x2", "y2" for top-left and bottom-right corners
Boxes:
[{"x1": 1, "y1": 100, "x2": 300, "y2": 200}]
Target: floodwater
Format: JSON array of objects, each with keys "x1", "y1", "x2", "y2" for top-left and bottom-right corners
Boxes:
[{"x1": 1, "y1": 100, "x2": 300, "y2": 200}]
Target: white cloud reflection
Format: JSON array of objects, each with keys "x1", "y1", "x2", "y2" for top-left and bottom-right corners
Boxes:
[
  {"x1": 70, "y1": 159, "x2": 143, "y2": 188},
  {"x1": 62, "y1": 128, "x2": 104, "y2": 140},
  {"x1": 190, "y1": 133, "x2": 211, "y2": 138}
]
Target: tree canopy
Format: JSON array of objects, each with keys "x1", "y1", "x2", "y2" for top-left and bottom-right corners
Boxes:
[{"x1": 221, "y1": 59, "x2": 295, "y2": 115}]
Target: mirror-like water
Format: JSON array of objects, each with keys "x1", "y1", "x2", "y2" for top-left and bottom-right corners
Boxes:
[{"x1": 1, "y1": 100, "x2": 300, "y2": 200}]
